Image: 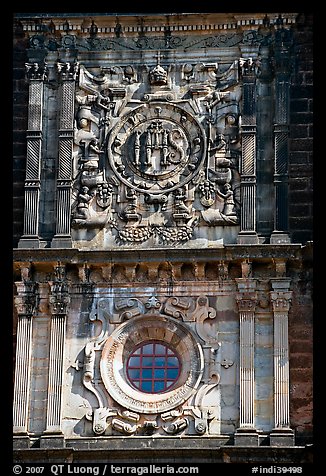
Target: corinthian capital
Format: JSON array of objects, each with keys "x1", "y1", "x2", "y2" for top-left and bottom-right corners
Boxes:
[
  {"x1": 236, "y1": 292, "x2": 258, "y2": 312},
  {"x1": 48, "y1": 263, "x2": 70, "y2": 316},
  {"x1": 270, "y1": 291, "x2": 292, "y2": 313},
  {"x1": 57, "y1": 61, "x2": 79, "y2": 80},
  {"x1": 25, "y1": 62, "x2": 48, "y2": 80},
  {"x1": 14, "y1": 281, "x2": 38, "y2": 317}
]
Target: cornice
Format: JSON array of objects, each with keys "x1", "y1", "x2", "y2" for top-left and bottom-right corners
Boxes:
[
  {"x1": 13, "y1": 244, "x2": 305, "y2": 269},
  {"x1": 15, "y1": 13, "x2": 298, "y2": 36}
]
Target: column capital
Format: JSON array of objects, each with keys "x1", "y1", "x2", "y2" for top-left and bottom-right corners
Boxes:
[
  {"x1": 25, "y1": 61, "x2": 48, "y2": 81},
  {"x1": 57, "y1": 61, "x2": 79, "y2": 81},
  {"x1": 48, "y1": 263, "x2": 70, "y2": 316},
  {"x1": 270, "y1": 290, "x2": 292, "y2": 313},
  {"x1": 239, "y1": 57, "x2": 259, "y2": 78},
  {"x1": 14, "y1": 281, "x2": 38, "y2": 317},
  {"x1": 236, "y1": 293, "x2": 258, "y2": 312}
]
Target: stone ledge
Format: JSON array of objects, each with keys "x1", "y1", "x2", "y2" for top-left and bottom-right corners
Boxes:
[
  {"x1": 13, "y1": 443, "x2": 313, "y2": 464},
  {"x1": 13, "y1": 243, "x2": 307, "y2": 266}
]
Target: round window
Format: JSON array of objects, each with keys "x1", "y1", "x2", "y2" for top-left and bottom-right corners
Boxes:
[{"x1": 126, "y1": 341, "x2": 181, "y2": 394}]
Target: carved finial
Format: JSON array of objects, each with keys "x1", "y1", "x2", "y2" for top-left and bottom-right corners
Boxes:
[
  {"x1": 115, "y1": 17, "x2": 122, "y2": 38},
  {"x1": 149, "y1": 52, "x2": 168, "y2": 85},
  {"x1": 63, "y1": 20, "x2": 70, "y2": 32},
  {"x1": 263, "y1": 15, "x2": 270, "y2": 27},
  {"x1": 90, "y1": 20, "x2": 98, "y2": 37},
  {"x1": 54, "y1": 262, "x2": 66, "y2": 282},
  {"x1": 145, "y1": 295, "x2": 161, "y2": 311},
  {"x1": 241, "y1": 259, "x2": 252, "y2": 279},
  {"x1": 48, "y1": 20, "x2": 56, "y2": 33},
  {"x1": 274, "y1": 259, "x2": 287, "y2": 278}
]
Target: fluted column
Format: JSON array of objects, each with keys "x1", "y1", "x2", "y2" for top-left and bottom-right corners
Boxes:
[
  {"x1": 270, "y1": 278, "x2": 294, "y2": 446},
  {"x1": 18, "y1": 63, "x2": 48, "y2": 249},
  {"x1": 52, "y1": 62, "x2": 78, "y2": 248},
  {"x1": 237, "y1": 58, "x2": 259, "y2": 244},
  {"x1": 235, "y1": 277, "x2": 259, "y2": 445},
  {"x1": 43, "y1": 264, "x2": 70, "y2": 442},
  {"x1": 13, "y1": 266, "x2": 38, "y2": 437}
]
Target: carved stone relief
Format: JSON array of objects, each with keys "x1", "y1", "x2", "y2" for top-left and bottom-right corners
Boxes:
[
  {"x1": 70, "y1": 59, "x2": 242, "y2": 246},
  {"x1": 72, "y1": 293, "x2": 237, "y2": 436}
]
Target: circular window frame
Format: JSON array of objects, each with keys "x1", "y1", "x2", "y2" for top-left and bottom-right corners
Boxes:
[{"x1": 100, "y1": 314, "x2": 204, "y2": 414}]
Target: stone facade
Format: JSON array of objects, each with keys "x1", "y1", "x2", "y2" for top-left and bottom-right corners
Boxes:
[{"x1": 13, "y1": 13, "x2": 313, "y2": 463}]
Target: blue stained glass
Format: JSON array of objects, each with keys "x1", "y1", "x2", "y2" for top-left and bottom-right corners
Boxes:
[
  {"x1": 167, "y1": 368, "x2": 178, "y2": 379},
  {"x1": 155, "y1": 344, "x2": 166, "y2": 354},
  {"x1": 129, "y1": 357, "x2": 140, "y2": 367},
  {"x1": 142, "y1": 357, "x2": 153, "y2": 367},
  {"x1": 167, "y1": 357, "x2": 178, "y2": 367},
  {"x1": 126, "y1": 341, "x2": 181, "y2": 394},
  {"x1": 154, "y1": 381, "x2": 165, "y2": 392},
  {"x1": 141, "y1": 369, "x2": 152, "y2": 379},
  {"x1": 143, "y1": 344, "x2": 154, "y2": 354},
  {"x1": 154, "y1": 357, "x2": 165, "y2": 367},
  {"x1": 154, "y1": 369, "x2": 165, "y2": 379},
  {"x1": 141, "y1": 381, "x2": 152, "y2": 392},
  {"x1": 128, "y1": 369, "x2": 140, "y2": 379}
]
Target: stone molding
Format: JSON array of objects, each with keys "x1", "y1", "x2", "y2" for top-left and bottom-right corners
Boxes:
[{"x1": 17, "y1": 13, "x2": 298, "y2": 37}]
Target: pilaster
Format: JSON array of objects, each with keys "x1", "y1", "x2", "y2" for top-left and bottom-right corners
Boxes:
[
  {"x1": 234, "y1": 277, "x2": 259, "y2": 445},
  {"x1": 18, "y1": 63, "x2": 48, "y2": 248},
  {"x1": 13, "y1": 264, "x2": 38, "y2": 440},
  {"x1": 237, "y1": 57, "x2": 259, "y2": 244},
  {"x1": 51, "y1": 62, "x2": 78, "y2": 248},
  {"x1": 270, "y1": 278, "x2": 294, "y2": 446},
  {"x1": 41, "y1": 264, "x2": 70, "y2": 447}
]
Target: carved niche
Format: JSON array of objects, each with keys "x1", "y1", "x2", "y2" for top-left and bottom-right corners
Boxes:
[{"x1": 70, "y1": 58, "x2": 242, "y2": 246}]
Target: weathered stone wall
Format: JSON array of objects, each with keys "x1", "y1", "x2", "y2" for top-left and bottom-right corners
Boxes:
[
  {"x1": 289, "y1": 13, "x2": 313, "y2": 244},
  {"x1": 288, "y1": 245, "x2": 313, "y2": 444},
  {"x1": 13, "y1": 21, "x2": 29, "y2": 247}
]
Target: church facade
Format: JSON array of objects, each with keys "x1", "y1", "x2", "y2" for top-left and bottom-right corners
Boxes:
[{"x1": 13, "y1": 13, "x2": 313, "y2": 463}]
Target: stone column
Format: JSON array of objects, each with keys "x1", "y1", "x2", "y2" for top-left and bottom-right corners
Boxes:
[
  {"x1": 18, "y1": 63, "x2": 48, "y2": 249},
  {"x1": 270, "y1": 278, "x2": 294, "y2": 445},
  {"x1": 41, "y1": 264, "x2": 70, "y2": 447},
  {"x1": 237, "y1": 57, "x2": 259, "y2": 244},
  {"x1": 51, "y1": 62, "x2": 78, "y2": 248},
  {"x1": 234, "y1": 277, "x2": 259, "y2": 445},
  {"x1": 270, "y1": 29, "x2": 292, "y2": 244},
  {"x1": 13, "y1": 265, "x2": 38, "y2": 447}
]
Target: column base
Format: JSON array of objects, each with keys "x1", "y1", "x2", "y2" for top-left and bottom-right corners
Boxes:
[
  {"x1": 40, "y1": 434, "x2": 65, "y2": 448},
  {"x1": 237, "y1": 232, "x2": 259, "y2": 244},
  {"x1": 51, "y1": 236, "x2": 73, "y2": 248},
  {"x1": 234, "y1": 428, "x2": 259, "y2": 446},
  {"x1": 270, "y1": 428, "x2": 295, "y2": 446},
  {"x1": 18, "y1": 237, "x2": 41, "y2": 248},
  {"x1": 270, "y1": 231, "x2": 291, "y2": 244},
  {"x1": 13, "y1": 435, "x2": 31, "y2": 449}
]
